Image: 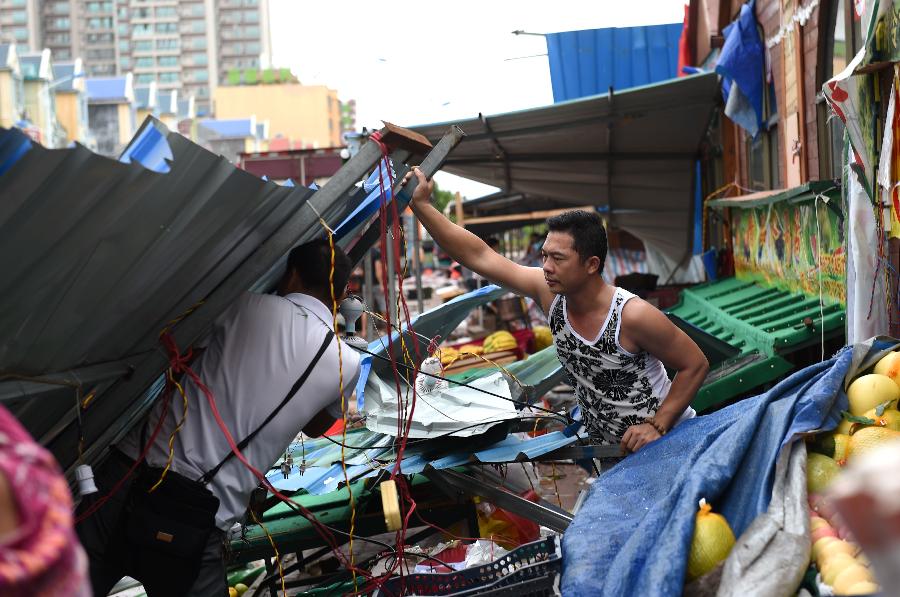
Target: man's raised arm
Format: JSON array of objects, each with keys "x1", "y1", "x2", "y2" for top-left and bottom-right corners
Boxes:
[{"x1": 405, "y1": 168, "x2": 550, "y2": 307}]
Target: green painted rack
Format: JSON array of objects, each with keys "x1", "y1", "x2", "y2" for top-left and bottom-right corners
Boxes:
[{"x1": 668, "y1": 276, "x2": 845, "y2": 412}]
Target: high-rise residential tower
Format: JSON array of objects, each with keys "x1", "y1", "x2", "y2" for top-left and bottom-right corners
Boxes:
[{"x1": 0, "y1": 0, "x2": 271, "y2": 115}]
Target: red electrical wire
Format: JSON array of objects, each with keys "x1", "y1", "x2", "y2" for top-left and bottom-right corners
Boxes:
[
  {"x1": 75, "y1": 384, "x2": 173, "y2": 524},
  {"x1": 157, "y1": 332, "x2": 375, "y2": 578}
]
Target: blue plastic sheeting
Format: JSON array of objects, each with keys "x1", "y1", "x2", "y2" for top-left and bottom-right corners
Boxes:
[
  {"x1": 715, "y1": 0, "x2": 766, "y2": 137},
  {"x1": 561, "y1": 342, "x2": 868, "y2": 596},
  {"x1": 0, "y1": 127, "x2": 32, "y2": 177},
  {"x1": 332, "y1": 158, "x2": 395, "y2": 239},
  {"x1": 119, "y1": 119, "x2": 174, "y2": 173},
  {"x1": 546, "y1": 24, "x2": 682, "y2": 103}
]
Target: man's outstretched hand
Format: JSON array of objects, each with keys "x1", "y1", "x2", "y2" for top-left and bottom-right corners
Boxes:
[
  {"x1": 402, "y1": 167, "x2": 435, "y2": 211},
  {"x1": 620, "y1": 422, "x2": 661, "y2": 455}
]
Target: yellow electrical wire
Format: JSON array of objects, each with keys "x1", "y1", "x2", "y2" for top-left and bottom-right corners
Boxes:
[
  {"x1": 149, "y1": 369, "x2": 189, "y2": 492},
  {"x1": 251, "y1": 510, "x2": 286, "y2": 595},
  {"x1": 321, "y1": 220, "x2": 358, "y2": 591}
]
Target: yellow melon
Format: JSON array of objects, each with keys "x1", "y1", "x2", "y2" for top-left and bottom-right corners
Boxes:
[
  {"x1": 687, "y1": 500, "x2": 735, "y2": 580},
  {"x1": 847, "y1": 374, "x2": 900, "y2": 416},
  {"x1": 843, "y1": 581, "x2": 881, "y2": 595},
  {"x1": 812, "y1": 536, "x2": 839, "y2": 561},
  {"x1": 820, "y1": 552, "x2": 857, "y2": 585},
  {"x1": 873, "y1": 351, "x2": 900, "y2": 389},
  {"x1": 832, "y1": 564, "x2": 874, "y2": 594},
  {"x1": 848, "y1": 426, "x2": 900, "y2": 460}
]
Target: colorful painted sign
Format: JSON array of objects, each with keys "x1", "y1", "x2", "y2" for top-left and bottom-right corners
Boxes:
[{"x1": 733, "y1": 200, "x2": 846, "y2": 305}]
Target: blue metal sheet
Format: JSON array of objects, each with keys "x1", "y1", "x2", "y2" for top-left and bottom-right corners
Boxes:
[
  {"x1": 474, "y1": 431, "x2": 577, "y2": 462},
  {"x1": 86, "y1": 77, "x2": 130, "y2": 101},
  {"x1": 546, "y1": 24, "x2": 683, "y2": 103},
  {"x1": 119, "y1": 118, "x2": 173, "y2": 173}
]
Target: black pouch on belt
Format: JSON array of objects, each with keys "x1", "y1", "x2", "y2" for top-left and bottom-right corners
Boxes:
[{"x1": 125, "y1": 466, "x2": 220, "y2": 592}]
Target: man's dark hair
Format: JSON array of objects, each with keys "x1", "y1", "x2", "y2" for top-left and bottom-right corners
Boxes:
[
  {"x1": 546, "y1": 210, "x2": 608, "y2": 274},
  {"x1": 285, "y1": 238, "x2": 352, "y2": 298}
]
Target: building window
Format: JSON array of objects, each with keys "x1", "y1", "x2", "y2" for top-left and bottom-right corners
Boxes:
[
  {"x1": 819, "y1": 0, "x2": 864, "y2": 179},
  {"x1": 156, "y1": 22, "x2": 177, "y2": 33},
  {"x1": 118, "y1": 39, "x2": 129, "y2": 51},
  {"x1": 244, "y1": 25, "x2": 259, "y2": 38},
  {"x1": 159, "y1": 72, "x2": 178, "y2": 83},
  {"x1": 158, "y1": 56, "x2": 178, "y2": 67},
  {"x1": 191, "y1": 20, "x2": 205, "y2": 33},
  {"x1": 135, "y1": 57, "x2": 153, "y2": 68},
  {"x1": 186, "y1": 51, "x2": 207, "y2": 65},
  {"x1": 50, "y1": 17, "x2": 70, "y2": 29},
  {"x1": 52, "y1": 2, "x2": 70, "y2": 14},
  {"x1": 12, "y1": 11, "x2": 26, "y2": 23},
  {"x1": 134, "y1": 40, "x2": 152, "y2": 51},
  {"x1": 55, "y1": 48, "x2": 71, "y2": 59},
  {"x1": 13, "y1": 28, "x2": 28, "y2": 41},
  {"x1": 245, "y1": 42, "x2": 260, "y2": 54},
  {"x1": 120, "y1": 56, "x2": 130, "y2": 68},
  {"x1": 87, "y1": 17, "x2": 113, "y2": 29},
  {"x1": 156, "y1": 6, "x2": 176, "y2": 17},
  {"x1": 10, "y1": 0, "x2": 26, "y2": 5},
  {"x1": 136, "y1": 73, "x2": 154, "y2": 84},
  {"x1": 157, "y1": 39, "x2": 179, "y2": 50},
  {"x1": 189, "y1": 36, "x2": 207, "y2": 50}
]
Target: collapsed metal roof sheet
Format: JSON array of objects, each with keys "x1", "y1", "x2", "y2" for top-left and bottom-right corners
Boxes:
[
  {"x1": 412, "y1": 73, "x2": 718, "y2": 268},
  {"x1": 0, "y1": 117, "x2": 456, "y2": 475}
]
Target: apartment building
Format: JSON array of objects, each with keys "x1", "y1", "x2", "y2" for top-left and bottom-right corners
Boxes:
[{"x1": 0, "y1": 0, "x2": 271, "y2": 115}]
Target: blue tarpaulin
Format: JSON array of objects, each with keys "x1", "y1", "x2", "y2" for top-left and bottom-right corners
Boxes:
[
  {"x1": 715, "y1": 0, "x2": 766, "y2": 137},
  {"x1": 561, "y1": 340, "x2": 893, "y2": 596}
]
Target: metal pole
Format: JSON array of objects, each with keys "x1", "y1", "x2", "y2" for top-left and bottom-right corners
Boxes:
[
  {"x1": 363, "y1": 253, "x2": 376, "y2": 340},
  {"x1": 386, "y1": 229, "x2": 398, "y2": 325},
  {"x1": 412, "y1": 216, "x2": 424, "y2": 315}
]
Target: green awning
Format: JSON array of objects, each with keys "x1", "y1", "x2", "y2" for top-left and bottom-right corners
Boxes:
[{"x1": 707, "y1": 180, "x2": 839, "y2": 209}]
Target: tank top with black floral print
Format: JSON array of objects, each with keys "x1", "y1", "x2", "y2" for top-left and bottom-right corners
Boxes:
[{"x1": 548, "y1": 287, "x2": 695, "y2": 445}]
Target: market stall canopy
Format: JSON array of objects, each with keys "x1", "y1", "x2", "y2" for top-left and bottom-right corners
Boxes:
[{"x1": 412, "y1": 72, "x2": 719, "y2": 273}]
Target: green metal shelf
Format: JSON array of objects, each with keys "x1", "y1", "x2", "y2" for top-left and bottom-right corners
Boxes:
[{"x1": 668, "y1": 276, "x2": 845, "y2": 412}]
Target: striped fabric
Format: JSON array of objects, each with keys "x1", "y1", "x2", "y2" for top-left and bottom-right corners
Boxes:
[{"x1": 602, "y1": 249, "x2": 648, "y2": 283}]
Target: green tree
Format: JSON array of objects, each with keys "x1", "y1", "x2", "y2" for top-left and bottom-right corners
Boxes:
[{"x1": 432, "y1": 180, "x2": 456, "y2": 215}]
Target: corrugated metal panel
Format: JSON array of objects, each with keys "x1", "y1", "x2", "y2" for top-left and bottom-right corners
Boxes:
[
  {"x1": 0, "y1": 116, "x2": 447, "y2": 473},
  {"x1": 546, "y1": 24, "x2": 683, "y2": 103}
]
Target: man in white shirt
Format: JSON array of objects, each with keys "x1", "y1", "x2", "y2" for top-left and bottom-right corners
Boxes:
[{"x1": 76, "y1": 239, "x2": 362, "y2": 597}]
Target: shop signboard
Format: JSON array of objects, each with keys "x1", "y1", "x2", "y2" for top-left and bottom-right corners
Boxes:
[{"x1": 733, "y1": 200, "x2": 846, "y2": 305}]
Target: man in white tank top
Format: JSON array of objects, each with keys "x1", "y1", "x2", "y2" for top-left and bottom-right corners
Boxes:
[{"x1": 405, "y1": 168, "x2": 709, "y2": 454}]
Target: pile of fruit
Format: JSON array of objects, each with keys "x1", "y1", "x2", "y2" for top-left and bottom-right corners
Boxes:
[
  {"x1": 804, "y1": 350, "x2": 900, "y2": 594},
  {"x1": 532, "y1": 325, "x2": 553, "y2": 352},
  {"x1": 482, "y1": 330, "x2": 517, "y2": 353},
  {"x1": 228, "y1": 582, "x2": 248, "y2": 597}
]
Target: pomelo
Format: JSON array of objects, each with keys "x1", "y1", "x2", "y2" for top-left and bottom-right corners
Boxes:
[
  {"x1": 820, "y1": 552, "x2": 857, "y2": 585},
  {"x1": 861, "y1": 407, "x2": 900, "y2": 431},
  {"x1": 819, "y1": 539, "x2": 857, "y2": 563},
  {"x1": 844, "y1": 580, "x2": 880, "y2": 595},
  {"x1": 234, "y1": 584, "x2": 249, "y2": 596},
  {"x1": 848, "y1": 426, "x2": 900, "y2": 460},
  {"x1": 873, "y1": 351, "x2": 900, "y2": 390},
  {"x1": 832, "y1": 564, "x2": 874, "y2": 594},
  {"x1": 810, "y1": 516, "x2": 830, "y2": 531},
  {"x1": 687, "y1": 499, "x2": 735, "y2": 581},
  {"x1": 812, "y1": 536, "x2": 839, "y2": 561},
  {"x1": 847, "y1": 374, "x2": 900, "y2": 415},
  {"x1": 807, "y1": 453, "x2": 841, "y2": 494}
]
